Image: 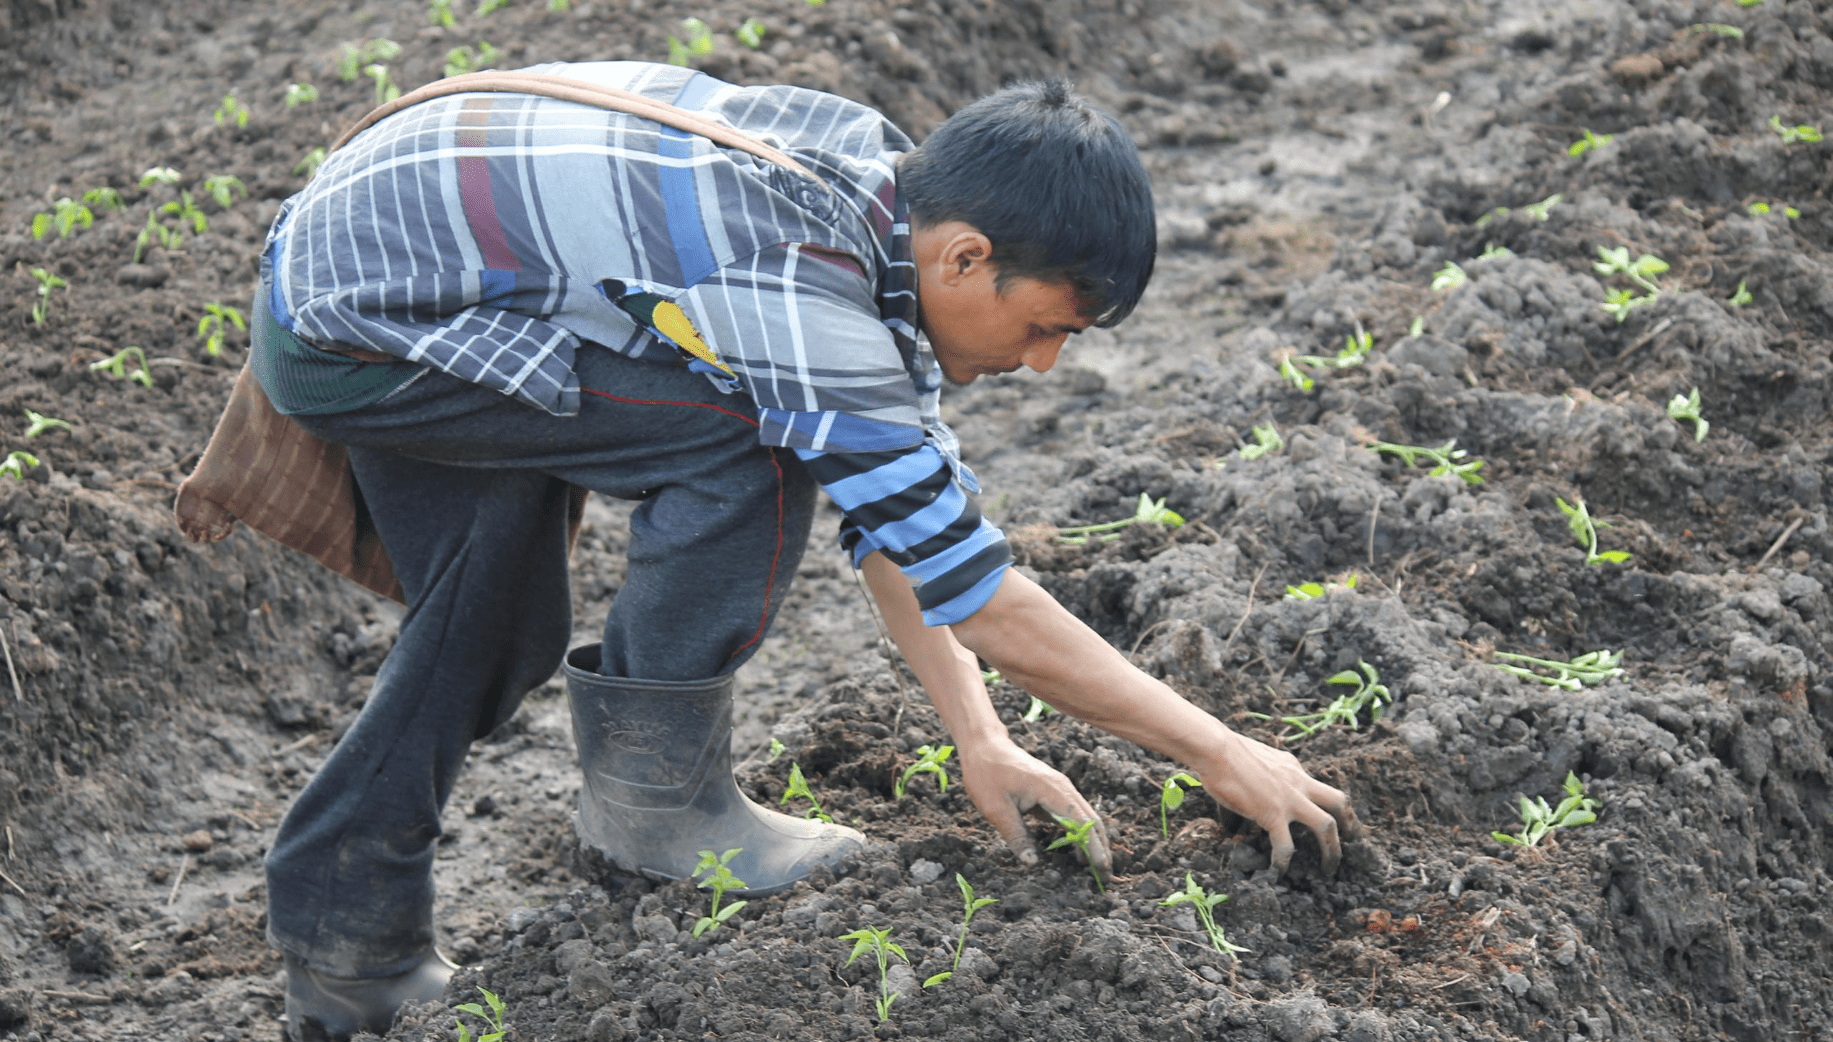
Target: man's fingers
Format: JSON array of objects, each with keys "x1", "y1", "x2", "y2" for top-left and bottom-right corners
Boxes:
[
  {"x1": 1266, "y1": 819, "x2": 1296, "y2": 875},
  {"x1": 1038, "y1": 797, "x2": 1111, "y2": 877},
  {"x1": 981, "y1": 798, "x2": 1039, "y2": 865},
  {"x1": 1302, "y1": 806, "x2": 1343, "y2": 875}
]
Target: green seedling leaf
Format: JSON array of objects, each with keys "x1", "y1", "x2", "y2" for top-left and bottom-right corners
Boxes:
[
  {"x1": 0, "y1": 451, "x2": 39, "y2": 481},
  {"x1": 926, "y1": 873, "x2": 996, "y2": 987},
  {"x1": 28, "y1": 266, "x2": 66, "y2": 325},
  {"x1": 1521, "y1": 192, "x2": 1562, "y2": 220},
  {"x1": 33, "y1": 198, "x2": 94, "y2": 240},
  {"x1": 1020, "y1": 695, "x2": 1056, "y2": 721},
  {"x1": 1567, "y1": 128, "x2": 1613, "y2": 156},
  {"x1": 429, "y1": 0, "x2": 456, "y2": 28},
  {"x1": 81, "y1": 187, "x2": 124, "y2": 212},
  {"x1": 1248, "y1": 659, "x2": 1391, "y2": 741},
  {"x1": 1492, "y1": 649, "x2": 1625, "y2": 691},
  {"x1": 839, "y1": 926, "x2": 909, "y2": 1023},
  {"x1": 1237, "y1": 422, "x2": 1283, "y2": 461},
  {"x1": 737, "y1": 18, "x2": 767, "y2": 47},
  {"x1": 476, "y1": 0, "x2": 509, "y2": 14},
  {"x1": 1769, "y1": 114, "x2": 1824, "y2": 144},
  {"x1": 1666, "y1": 387, "x2": 1708, "y2": 442},
  {"x1": 1283, "y1": 574, "x2": 1355, "y2": 601},
  {"x1": 365, "y1": 63, "x2": 401, "y2": 104},
  {"x1": 1492, "y1": 771, "x2": 1600, "y2": 846},
  {"x1": 1160, "y1": 872, "x2": 1249, "y2": 959},
  {"x1": 1056, "y1": 493, "x2": 1184, "y2": 544},
  {"x1": 203, "y1": 175, "x2": 246, "y2": 211},
  {"x1": 765, "y1": 737, "x2": 786, "y2": 763},
  {"x1": 1477, "y1": 241, "x2": 1514, "y2": 261},
  {"x1": 1408, "y1": 315, "x2": 1425, "y2": 337},
  {"x1": 1555, "y1": 496, "x2": 1631, "y2": 566},
  {"x1": 1046, "y1": 816, "x2": 1104, "y2": 892},
  {"x1": 214, "y1": 92, "x2": 250, "y2": 129},
  {"x1": 782, "y1": 761, "x2": 834, "y2": 823},
  {"x1": 22, "y1": 409, "x2": 73, "y2": 438},
  {"x1": 453, "y1": 985, "x2": 507, "y2": 1042},
  {"x1": 139, "y1": 167, "x2": 182, "y2": 187},
  {"x1": 90, "y1": 346, "x2": 154, "y2": 387},
  {"x1": 895, "y1": 743, "x2": 954, "y2": 798},
  {"x1": 1727, "y1": 280, "x2": 1752, "y2": 307},
  {"x1": 1159, "y1": 772, "x2": 1202, "y2": 838},
  {"x1": 1278, "y1": 355, "x2": 1315, "y2": 392},
  {"x1": 284, "y1": 82, "x2": 320, "y2": 108},
  {"x1": 691, "y1": 847, "x2": 750, "y2": 937},
  {"x1": 1688, "y1": 22, "x2": 1743, "y2": 36},
  {"x1": 1430, "y1": 261, "x2": 1467, "y2": 292},
  {"x1": 295, "y1": 148, "x2": 328, "y2": 180},
  {"x1": 1368, "y1": 440, "x2": 1485, "y2": 484},
  {"x1": 197, "y1": 302, "x2": 247, "y2": 356},
  {"x1": 668, "y1": 17, "x2": 714, "y2": 65}
]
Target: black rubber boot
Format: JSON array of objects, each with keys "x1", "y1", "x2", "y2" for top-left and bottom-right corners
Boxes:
[
  {"x1": 282, "y1": 950, "x2": 454, "y2": 1042},
  {"x1": 565, "y1": 645, "x2": 864, "y2": 894}
]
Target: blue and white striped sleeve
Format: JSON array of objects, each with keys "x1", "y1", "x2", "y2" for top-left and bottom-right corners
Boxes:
[{"x1": 796, "y1": 444, "x2": 1011, "y2": 627}]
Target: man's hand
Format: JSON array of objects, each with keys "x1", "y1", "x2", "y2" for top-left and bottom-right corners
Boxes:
[
  {"x1": 957, "y1": 734, "x2": 1111, "y2": 880},
  {"x1": 1194, "y1": 727, "x2": 1362, "y2": 874}
]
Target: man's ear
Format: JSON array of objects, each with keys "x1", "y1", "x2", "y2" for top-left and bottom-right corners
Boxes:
[{"x1": 938, "y1": 228, "x2": 994, "y2": 285}]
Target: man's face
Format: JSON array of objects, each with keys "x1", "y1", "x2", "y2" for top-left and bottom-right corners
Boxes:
[{"x1": 913, "y1": 222, "x2": 1093, "y2": 385}]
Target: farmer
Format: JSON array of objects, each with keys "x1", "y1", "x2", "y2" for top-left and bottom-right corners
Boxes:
[{"x1": 226, "y1": 60, "x2": 1358, "y2": 1040}]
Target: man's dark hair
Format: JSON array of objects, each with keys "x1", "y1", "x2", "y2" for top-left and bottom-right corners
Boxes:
[{"x1": 899, "y1": 79, "x2": 1156, "y2": 328}]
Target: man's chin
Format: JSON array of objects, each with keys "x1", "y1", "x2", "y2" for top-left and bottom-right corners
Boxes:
[{"x1": 941, "y1": 369, "x2": 979, "y2": 387}]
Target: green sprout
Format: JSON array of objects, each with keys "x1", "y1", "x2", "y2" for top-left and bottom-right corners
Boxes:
[
  {"x1": 1492, "y1": 649, "x2": 1624, "y2": 691},
  {"x1": 445, "y1": 42, "x2": 503, "y2": 77},
  {"x1": 1492, "y1": 771, "x2": 1599, "y2": 847},
  {"x1": 736, "y1": 18, "x2": 767, "y2": 48},
  {"x1": 1020, "y1": 696, "x2": 1056, "y2": 722},
  {"x1": 429, "y1": 0, "x2": 456, "y2": 28},
  {"x1": 1727, "y1": 280, "x2": 1752, "y2": 307},
  {"x1": 22, "y1": 409, "x2": 73, "y2": 438},
  {"x1": 765, "y1": 737, "x2": 786, "y2": 763},
  {"x1": 1284, "y1": 324, "x2": 1373, "y2": 388},
  {"x1": 839, "y1": 926, "x2": 909, "y2": 1023},
  {"x1": 1430, "y1": 261, "x2": 1467, "y2": 292},
  {"x1": 453, "y1": 986, "x2": 506, "y2": 1042},
  {"x1": 1046, "y1": 816, "x2": 1104, "y2": 892},
  {"x1": 203, "y1": 175, "x2": 247, "y2": 211},
  {"x1": 924, "y1": 874, "x2": 997, "y2": 987},
  {"x1": 895, "y1": 744, "x2": 954, "y2": 798},
  {"x1": 667, "y1": 17, "x2": 715, "y2": 66},
  {"x1": 139, "y1": 167, "x2": 182, "y2": 188},
  {"x1": 1476, "y1": 241, "x2": 1515, "y2": 261},
  {"x1": 214, "y1": 92, "x2": 250, "y2": 129},
  {"x1": 1687, "y1": 22, "x2": 1743, "y2": 37},
  {"x1": 365, "y1": 63, "x2": 401, "y2": 105},
  {"x1": 1278, "y1": 355, "x2": 1314, "y2": 392},
  {"x1": 1368, "y1": 439, "x2": 1485, "y2": 484},
  {"x1": 1284, "y1": 573, "x2": 1357, "y2": 600},
  {"x1": 28, "y1": 267, "x2": 66, "y2": 325},
  {"x1": 1769, "y1": 115, "x2": 1824, "y2": 145},
  {"x1": 1056, "y1": 493, "x2": 1185, "y2": 545},
  {"x1": 0, "y1": 451, "x2": 39, "y2": 481},
  {"x1": 295, "y1": 148, "x2": 328, "y2": 180},
  {"x1": 90, "y1": 346, "x2": 154, "y2": 387},
  {"x1": 1249, "y1": 659, "x2": 1391, "y2": 742},
  {"x1": 1160, "y1": 872, "x2": 1249, "y2": 960},
  {"x1": 1600, "y1": 286, "x2": 1654, "y2": 324},
  {"x1": 83, "y1": 186, "x2": 125, "y2": 212},
  {"x1": 476, "y1": 0, "x2": 509, "y2": 14},
  {"x1": 782, "y1": 761, "x2": 834, "y2": 823},
  {"x1": 32, "y1": 197, "x2": 93, "y2": 240},
  {"x1": 691, "y1": 847, "x2": 750, "y2": 938},
  {"x1": 164, "y1": 190, "x2": 209, "y2": 235},
  {"x1": 1666, "y1": 387, "x2": 1708, "y2": 442},
  {"x1": 1747, "y1": 201, "x2": 1800, "y2": 219},
  {"x1": 1567, "y1": 128, "x2": 1613, "y2": 156},
  {"x1": 1555, "y1": 496, "x2": 1631, "y2": 565},
  {"x1": 1593, "y1": 245, "x2": 1667, "y2": 295},
  {"x1": 284, "y1": 82, "x2": 319, "y2": 108},
  {"x1": 1159, "y1": 772, "x2": 1202, "y2": 839},
  {"x1": 339, "y1": 39, "x2": 402, "y2": 82},
  {"x1": 197, "y1": 302, "x2": 247, "y2": 356},
  {"x1": 1237, "y1": 422, "x2": 1283, "y2": 461},
  {"x1": 1408, "y1": 315, "x2": 1425, "y2": 337},
  {"x1": 1475, "y1": 192, "x2": 1561, "y2": 228}
]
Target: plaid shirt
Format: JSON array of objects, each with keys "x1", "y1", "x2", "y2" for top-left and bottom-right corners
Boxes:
[{"x1": 263, "y1": 61, "x2": 1007, "y2": 625}]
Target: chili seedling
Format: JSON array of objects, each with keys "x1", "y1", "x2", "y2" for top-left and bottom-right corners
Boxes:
[
  {"x1": 838, "y1": 926, "x2": 908, "y2": 1023},
  {"x1": 477, "y1": 0, "x2": 508, "y2": 14},
  {"x1": 1430, "y1": 261, "x2": 1467, "y2": 292},
  {"x1": 84, "y1": 186, "x2": 124, "y2": 212},
  {"x1": 1159, "y1": 772, "x2": 1202, "y2": 838},
  {"x1": 197, "y1": 302, "x2": 247, "y2": 356},
  {"x1": 1727, "y1": 280, "x2": 1752, "y2": 307},
  {"x1": 139, "y1": 167, "x2": 181, "y2": 188},
  {"x1": 1055, "y1": 492, "x2": 1185, "y2": 545},
  {"x1": 1021, "y1": 695, "x2": 1057, "y2": 722},
  {"x1": 1769, "y1": 115, "x2": 1823, "y2": 145},
  {"x1": 1687, "y1": 22, "x2": 1742, "y2": 38},
  {"x1": 22, "y1": 409, "x2": 72, "y2": 438},
  {"x1": 203, "y1": 175, "x2": 246, "y2": 211},
  {"x1": 284, "y1": 82, "x2": 319, "y2": 108},
  {"x1": 339, "y1": 39, "x2": 401, "y2": 82},
  {"x1": 1047, "y1": 816, "x2": 1104, "y2": 892},
  {"x1": 1160, "y1": 872, "x2": 1249, "y2": 960},
  {"x1": 1492, "y1": 649, "x2": 1624, "y2": 691},
  {"x1": 1408, "y1": 315, "x2": 1425, "y2": 337},
  {"x1": 736, "y1": 17, "x2": 767, "y2": 47},
  {"x1": 895, "y1": 744, "x2": 953, "y2": 798},
  {"x1": 1666, "y1": 387, "x2": 1708, "y2": 442},
  {"x1": 668, "y1": 18, "x2": 715, "y2": 65},
  {"x1": 90, "y1": 346, "x2": 154, "y2": 387},
  {"x1": 454, "y1": 986, "x2": 507, "y2": 1042},
  {"x1": 1593, "y1": 244, "x2": 1667, "y2": 304},
  {"x1": 0, "y1": 451, "x2": 38, "y2": 481},
  {"x1": 1492, "y1": 771, "x2": 1599, "y2": 847},
  {"x1": 1556, "y1": 496, "x2": 1630, "y2": 565},
  {"x1": 28, "y1": 267, "x2": 66, "y2": 325},
  {"x1": 1290, "y1": 324, "x2": 1373, "y2": 372},
  {"x1": 365, "y1": 63, "x2": 401, "y2": 104},
  {"x1": 295, "y1": 148, "x2": 328, "y2": 180},
  {"x1": 32, "y1": 197, "x2": 93, "y2": 240},
  {"x1": 1368, "y1": 439, "x2": 1485, "y2": 484},
  {"x1": 765, "y1": 737, "x2": 785, "y2": 763},
  {"x1": 1567, "y1": 128, "x2": 1613, "y2": 156},
  {"x1": 428, "y1": 0, "x2": 456, "y2": 28},
  {"x1": 1249, "y1": 659, "x2": 1391, "y2": 742},
  {"x1": 1284, "y1": 573, "x2": 1357, "y2": 600},
  {"x1": 445, "y1": 42, "x2": 503, "y2": 77},
  {"x1": 1237, "y1": 422, "x2": 1283, "y2": 461},
  {"x1": 1476, "y1": 242, "x2": 1514, "y2": 261},
  {"x1": 1278, "y1": 355, "x2": 1314, "y2": 392},
  {"x1": 214, "y1": 92, "x2": 250, "y2": 129},
  {"x1": 690, "y1": 847, "x2": 749, "y2": 938},
  {"x1": 1747, "y1": 202, "x2": 1799, "y2": 219},
  {"x1": 1477, "y1": 191, "x2": 1562, "y2": 227},
  {"x1": 924, "y1": 874, "x2": 997, "y2": 987},
  {"x1": 781, "y1": 761, "x2": 834, "y2": 823}
]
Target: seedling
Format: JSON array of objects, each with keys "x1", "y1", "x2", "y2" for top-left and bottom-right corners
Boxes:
[
  {"x1": 1476, "y1": 242, "x2": 1514, "y2": 261},
  {"x1": 1746, "y1": 201, "x2": 1800, "y2": 219},
  {"x1": 203, "y1": 175, "x2": 246, "y2": 211},
  {"x1": 1408, "y1": 315, "x2": 1425, "y2": 337},
  {"x1": 1159, "y1": 772, "x2": 1202, "y2": 838},
  {"x1": 1769, "y1": 115, "x2": 1824, "y2": 145},
  {"x1": 166, "y1": 191, "x2": 209, "y2": 234},
  {"x1": 83, "y1": 186, "x2": 125, "y2": 212},
  {"x1": 1046, "y1": 816, "x2": 1104, "y2": 892},
  {"x1": 365, "y1": 63, "x2": 401, "y2": 105},
  {"x1": 690, "y1": 847, "x2": 750, "y2": 938},
  {"x1": 295, "y1": 148, "x2": 328, "y2": 180},
  {"x1": 477, "y1": 0, "x2": 509, "y2": 13},
  {"x1": 1666, "y1": 387, "x2": 1708, "y2": 442},
  {"x1": 32, "y1": 197, "x2": 93, "y2": 240},
  {"x1": 1278, "y1": 355, "x2": 1314, "y2": 392},
  {"x1": 1249, "y1": 659, "x2": 1391, "y2": 741},
  {"x1": 1492, "y1": 771, "x2": 1599, "y2": 847},
  {"x1": 284, "y1": 82, "x2": 319, "y2": 108},
  {"x1": 1567, "y1": 128, "x2": 1613, "y2": 156},
  {"x1": 1237, "y1": 422, "x2": 1283, "y2": 461},
  {"x1": 1492, "y1": 649, "x2": 1624, "y2": 691},
  {"x1": 138, "y1": 188, "x2": 210, "y2": 260},
  {"x1": 736, "y1": 18, "x2": 767, "y2": 47},
  {"x1": 1284, "y1": 324, "x2": 1373, "y2": 389},
  {"x1": 1687, "y1": 22, "x2": 1742, "y2": 37},
  {"x1": 139, "y1": 167, "x2": 182, "y2": 188},
  {"x1": 214, "y1": 92, "x2": 250, "y2": 129},
  {"x1": 766, "y1": 737, "x2": 786, "y2": 763},
  {"x1": 453, "y1": 986, "x2": 507, "y2": 1042},
  {"x1": 1055, "y1": 492, "x2": 1185, "y2": 545},
  {"x1": 980, "y1": 668, "x2": 1003, "y2": 687},
  {"x1": 90, "y1": 346, "x2": 154, "y2": 387},
  {"x1": 445, "y1": 42, "x2": 503, "y2": 77},
  {"x1": 1475, "y1": 191, "x2": 1561, "y2": 227},
  {"x1": 28, "y1": 267, "x2": 66, "y2": 325},
  {"x1": 197, "y1": 302, "x2": 247, "y2": 356},
  {"x1": 1020, "y1": 696, "x2": 1056, "y2": 722},
  {"x1": 1727, "y1": 280, "x2": 1752, "y2": 307},
  {"x1": 1593, "y1": 245, "x2": 1667, "y2": 295},
  {"x1": 22, "y1": 409, "x2": 72, "y2": 438},
  {"x1": 339, "y1": 39, "x2": 402, "y2": 82},
  {"x1": 429, "y1": 0, "x2": 456, "y2": 28},
  {"x1": 895, "y1": 744, "x2": 954, "y2": 798},
  {"x1": 1368, "y1": 439, "x2": 1485, "y2": 484},
  {"x1": 839, "y1": 926, "x2": 909, "y2": 1023},
  {"x1": 1284, "y1": 573, "x2": 1357, "y2": 600},
  {"x1": 781, "y1": 761, "x2": 834, "y2": 823},
  {"x1": 1160, "y1": 872, "x2": 1249, "y2": 960},
  {"x1": 924, "y1": 874, "x2": 996, "y2": 987},
  {"x1": 668, "y1": 18, "x2": 714, "y2": 66},
  {"x1": 0, "y1": 451, "x2": 38, "y2": 481},
  {"x1": 1555, "y1": 496, "x2": 1631, "y2": 565},
  {"x1": 1600, "y1": 286, "x2": 1654, "y2": 324},
  {"x1": 1430, "y1": 261, "x2": 1467, "y2": 292}
]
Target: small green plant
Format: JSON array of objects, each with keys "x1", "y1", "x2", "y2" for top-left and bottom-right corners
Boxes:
[
  {"x1": 1600, "y1": 286, "x2": 1653, "y2": 324},
  {"x1": 895, "y1": 744, "x2": 954, "y2": 798},
  {"x1": 1567, "y1": 128, "x2": 1613, "y2": 156},
  {"x1": 83, "y1": 186, "x2": 125, "y2": 212},
  {"x1": 1687, "y1": 22, "x2": 1743, "y2": 37},
  {"x1": 765, "y1": 737, "x2": 786, "y2": 763},
  {"x1": 840, "y1": 926, "x2": 909, "y2": 1023},
  {"x1": 1284, "y1": 573, "x2": 1357, "y2": 600},
  {"x1": 0, "y1": 451, "x2": 39, "y2": 481},
  {"x1": 736, "y1": 17, "x2": 767, "y2": 48},
  {"x1": 138, "y1": 186, "x2": 211, "y2": 260},
  {"x1": 476, "y1": 0, "x2": 509, "y2": 14},
  {"x1": 1249, "y1": 659, "x2": 1392, "y2": 741},
  {"x1": 1556, "y1": 496, "x2": 1631, "y2": 565},
  {"x1": 295, "y1": 147, "x2": 328, "y2": 180},
  {"x1": 668, "y1": 17, "x2": 715, "y2": 65},
  {"x1": 1046, "y1": 816, "x2": 1104, "y2": 892},
  {"x1": 1492, "y1": 649, "x2": 1624, "y2": 691},
  {"x1": 1747, "y1": 201, "x2": 1800, "y2": 218},
  {"x1": 453, "y1": 986, "x2": 507, "y2": 1042},
  {"x1": 1237, "y1": 421, "x2": 1283, "y2": 461},
  {"x1": 1475, "y1": 191, "x2": 1561, "y2": 227},
  {"x1": 1408, "y1": 315, "x2": 1425, "y2": 337},
  {"x1": 924, "y1": 874, "x2": 997, "y2": 987},
  {"x1": 1285, "y1": 324, "x2": 1373, "y2": 379},
  {"x1": 1020, "y1": 695, "x2": 1056, "y2": 722},
  {"x1": 1594, "y1": 245, "x2": 1667, "y2": 294},
  {"x1": 197, "y1": 302, "x2": 247, "y2": 356},
  {"x1": 90, "y1": 346, "x2": 154, "y2": 387},
  {"x1": 1055, "y1": 492, "x2": 1185, "y2": 545},
  {"x1": 1769, "y1": 114, "x2": 1824, "y2": 145},
  {"x1": 284, "y1": 82, "x2": 319, "y2": 109},
  {"x1": 32, "y1": 197, "x2": 93, "y2": 240},
  {"x1": 1159, "y1": 772, "x2": 1202, "y2": 839},
  {"x1": 139, "y1": 166, "x2": 182, "y2": 188},
  {"x1": 22, "y1": 409, "x2": 72, "y2": 438},
  {"x1": 203, "y1": 175, "x2": 247, "y2": 211},
  {"x1": 1430, "y1": 260, "x2": 1467, "y2": 292},
  {"x1": 28, "y1": 267, "x2": 66, "y2": 325},
  {"x1": 1368, "y1": 439, "x2": 1485, "y2": 484},
  {"x1": 214, "y1": 92, "x2": 250, "y2": 129},
  {"x1": 690, "y1": 847, "x2": 750, "y2": 938},
  {"x1": 1727, "y1": 280, "x2": 1753, "y2": 307},
  {"x1": 1160, "y1": 872, "x2": 1249, "y2": 960},
  {"x1": 1666, "y1": 387, "x2": 1708, "y2": 442},
  {"x1": 365, "y1": 63, "x2": 401, "y2": 104},
  {"x1": 429, "y1": 0, "x2": 456, "y2": 28},
  {"x1": 165, "y1": 190, "x2": 209, "y2": 234},
  {"x1": 339, "y1": 39, "x2": 402, "y2": 82},
  {"x1": 1476, "y1": 241, "x2": 1515, "y2": 261},
  {"x1": 1492, "y1": 771, "x2": 1599, "y2": 847},
  {"x1": 445, "y1": 41, "x2": 504, "y2": 77},
  {"x1": 781, "y1": 761, "x2": 834, "y2": 823},
  {"x1": 1278, "y1": 355, "x2": 1314, "y2": 392}
]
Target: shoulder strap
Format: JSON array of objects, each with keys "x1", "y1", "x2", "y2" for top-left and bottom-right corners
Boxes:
[{"x1": 328, "y1": 70, "x2": 829, "y2": 190}]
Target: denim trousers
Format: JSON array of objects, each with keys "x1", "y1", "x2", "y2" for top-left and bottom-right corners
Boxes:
[{"x1": 261, "y1": 336, "x2": 817, "y2": 976}]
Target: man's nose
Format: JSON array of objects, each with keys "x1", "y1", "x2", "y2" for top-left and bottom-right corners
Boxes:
[{"x1": 1022, "y1": 336, "x2": 1066, "y2": 373}]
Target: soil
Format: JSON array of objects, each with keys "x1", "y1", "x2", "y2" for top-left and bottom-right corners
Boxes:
[{"x1": 2, "y1": 0, "x2": 1831, "y2": 1040}]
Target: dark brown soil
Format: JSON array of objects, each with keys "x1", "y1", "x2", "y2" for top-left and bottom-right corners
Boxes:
[{"x1": 2, "y1": 1, "x2": 1831, "y2": 1041}]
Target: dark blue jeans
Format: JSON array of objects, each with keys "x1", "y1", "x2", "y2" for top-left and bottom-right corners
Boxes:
[{"x1": 261, "y1": 342, "x2": 816, "y2": 976}]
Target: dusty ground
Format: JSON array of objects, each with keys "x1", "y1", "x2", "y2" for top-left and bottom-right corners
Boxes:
[{"x1": 1, "y1": 0, "x2": 1830, "y2": 1040}]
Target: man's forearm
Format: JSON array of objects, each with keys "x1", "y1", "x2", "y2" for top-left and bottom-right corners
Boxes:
[{"x1": 858, "y1": 552, "x2": 1007, "y2": 748}]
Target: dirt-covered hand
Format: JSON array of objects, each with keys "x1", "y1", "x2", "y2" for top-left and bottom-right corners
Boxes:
[
  {"x1": 1197, "y1": 727, "x2": 1361, "y2": 875},
  {"x1": 957, "y1": 734, "x2": 1112, "y2": 880}
]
